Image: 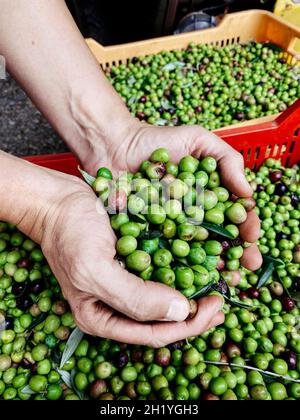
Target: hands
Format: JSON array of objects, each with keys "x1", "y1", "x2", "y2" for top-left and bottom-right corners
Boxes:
[
  {"x1": 50, "y1": 121, "x2": 261, "y2": 346},
  {"x1": 39, "y1": 171, "x2": 224, "y2": 348},
  {"x1": 0, "y1": 0, "x2": 262, "y2": 347},
  {"x1": 88, "y1": 121, "x2": 263, "y2": 274}
]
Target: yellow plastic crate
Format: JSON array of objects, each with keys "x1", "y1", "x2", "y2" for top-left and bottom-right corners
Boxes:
[{"x1": 86, "y1": 9, "x2": 300, "y2": 130}]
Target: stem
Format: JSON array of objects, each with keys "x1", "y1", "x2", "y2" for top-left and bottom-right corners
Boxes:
[{"x1": 203, "y1": 361, "x2": 300, "y2": 384}]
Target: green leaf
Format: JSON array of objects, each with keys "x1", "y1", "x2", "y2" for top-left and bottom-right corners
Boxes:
[
  {"x1": 162, "y1": 61, "x2": 185, "y2": 71},
  {"x1": 158, "y1": 238, "x2": 170, "y2": 250},
  {"x1": 20, "y1": 385, "x2": 37, "y2": 395},
  {"x1": 57, "y1": 369, "x2": 72, "y2": 389},
  {"x1": 202, "y1": 361, "x2": 300, "y2": 384},
  {"x1": 263, "y1": 255, "x2": 284, "y2": 267},
  {"x1": 139, "y1": 230, "x2": 162, "y2": 240},
  {"x1": 155, "y1": 119, "x2": 168, "y2": 126},
  {"x1": 291, "y1": 292, "x2": 300, "y2": 302},
  {"x1": 201, "y1": 222, "x2": 234, "y2": 239},
  {"x1": 27, "y1": 312, "x2": 48, "y2": 332},
  {"x1": 257, "y1": 263, "x2": 275, "y2": 289},
  {"x1": 173, "y1": 257, "x2": 190, "y2": 267},
  {"x1": 78, "y1": 167, "x2": 96, "y2": 187},
  {"x1": 129, "y1": 214, "x2": 147, "y2": 224},
  {"x1": 188, "y1": 281, "x2": 215, "y2": 300},
  {"x1": 224, "y1": 295, "x2": 259, "y2": 310},
  {"x1": 51, "y1": 346, "x2": 62, "y2": 365},
  {"x1": 60, "y1": 327, "x2": 84, "y2": 369}
]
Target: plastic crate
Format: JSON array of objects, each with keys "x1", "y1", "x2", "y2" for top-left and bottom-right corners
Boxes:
[
  {"x1": 24, "y1": 98, "x2": 300, "y2": 173},
  {"x1": 86, "y1": 9, "x2": 300, "y2": 130}
]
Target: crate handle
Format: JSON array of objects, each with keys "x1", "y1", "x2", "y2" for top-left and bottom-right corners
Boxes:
[{"x1": 287, "y1": 36, "x2": 300, "y2": 56}]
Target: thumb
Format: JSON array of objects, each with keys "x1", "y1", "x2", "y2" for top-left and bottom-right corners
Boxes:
[{"x1": 100, "y1": 261, "x2": 190, "y2": 322}]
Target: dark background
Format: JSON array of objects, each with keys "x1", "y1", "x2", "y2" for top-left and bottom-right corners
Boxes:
[{"x1": 0, "y1": 0, "x2": 276, "y2": 157}]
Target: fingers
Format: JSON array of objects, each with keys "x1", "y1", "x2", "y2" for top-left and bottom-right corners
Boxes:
[
  {"x1": 218, "y1": 153, "x2": 253, "y2": 198},
  {"x1": 226, "y1": 270, "x2": 241, "y2": 287},
  {"x1": 241, "y1": 243, "x2": 263, "y2": 271},
  {"x1": 92, "y1": 260, "x2": 190, "y2": 323},
  {"x1": 239, "y1": 210, "x2": 261, "y2": 243},
  {"x1": 80, "y1": 295, "x2": 224, "y2": 347}
]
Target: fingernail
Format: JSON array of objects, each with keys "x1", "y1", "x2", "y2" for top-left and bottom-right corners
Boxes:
[
  {"x1": 166, "y1": 299, "x2": 189, "y2": 322},
  {"x1": 214, "y1": 297, "x2": 224, "y2": 314}
]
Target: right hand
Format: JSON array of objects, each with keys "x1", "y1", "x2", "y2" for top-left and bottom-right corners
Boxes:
[{"x1": 39, "y1": 172, "x2": 224, "y2": 347}]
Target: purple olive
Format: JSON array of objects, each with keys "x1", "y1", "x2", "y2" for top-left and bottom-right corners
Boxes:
[
  {"x1": 155, "y1": 347, "x2": 171, "y2": 367},
  {"x1": 235, "y1": 112, "x2": 245, "y2": 121},
  {"x1": 137, "y1": 111, "x2": 146, "y2": 120},
  {"x1": 131, "y1": 349, "x2": 143, "y2": 363},
  {"x1": 11, "y1": 282, "x2": 28, "y2": 297},
  {"x1": 256, "y1": 184, "x2": 265, "y2": 192},
  {"x1": 28, "y1": 280, "x2": 44, "y2": 295},
  {"x1": 4, "y1": 317, "x2": 14, "y2": 330},
  {"x1": 270, "y1": 170, "x2": 282, "y2": 183},
  {"x1": 291, "y1": 194, "x2": 299, "y2": 207},
  {"x1": 283, "y1": 351, "x2": 297, "y2": 370},
  {"x1": 277, "y1": 232, "x2": 288, "y2": 241},
  {"x1": 17, "y1": 259, "x2": 31, "y2": 269},
  {"x1": 114, "y1": 351, "x2": 129, "y2": 369},
  {"x1": 275, "y1": 183, "x2": 287, "y2": 196},
  {"x1": 90, "y1": 379, "x2": 107, "y2": 399},
  {"x1": 168, "y1": 341, "x2": 184, "y2": 351},
  {"x1": 282, "y1": 297, "x2": 295, "y2": 312},
  {"x1": 16, "y1": 296, "x2": 33, "y2": 311},
  {"x1": 247, "y1": 287, "x2": 260, "y2": 299},
  {"x1": 139, "y1": 96, "x2": 147, "y2": 103}
]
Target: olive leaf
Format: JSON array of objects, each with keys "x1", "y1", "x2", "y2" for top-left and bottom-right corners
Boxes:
[
  {"x1": 202, "y1": 361, "x2": 300, "y2": 384},
  {"x1": 59, "y1": 327, "x2": 84, "y2": 369},
  {"x1": 78, "y1": 167, "x2": 96, "y2": 187},
  {"x1": 127, "y1": 95, "x2": 138, "y2": 106},
  {"x1": 263, "y1": 255, "x2": 285, "y2": 267},
  {"x1": 291, "y1": 292, "x2": 300, "y2": 302},
  {"x1": 161, "y1": 97, "x2": 172, "y2": 110},
  {"x1": 223, "y1": 295, "x2": 259, "y2": 310},
  {"x1": 201, "y1": 222, "x2": 234, "y2": 239},
  {"x1": 138, "y1": 230, "x2": 162, "y2": 240},
  {"x1": 129, "y1": 214, "x2": 147, "y2": 224},
  {"x1": 158, "y1": 238, "x2": 170, "y2": 250},
  {"x1": 173, "y1": 257, "x2": 190, "y2": 267},
  {"x1": 257, "y1": 263, "x2": 275, "y2": 289},
  {"x1": 57, "y1": 368, "x2": 73, "y2": 389},
  {"x1": 257, "y1": 256, "x2": 284, "y2": 289},
  {"x1": 155, "y1": 119, "x2": 168, "y2": 126},
  {"x1": 27, "y1": 312, "x2": 48, "y2": 332},
  {"x1": 20, "y1": 385, "x2": 37, "y2": 395},
  {"x1": 52, "y1": 346, "x2": 62, "y2": 365},
  {"x1": 162, "y1": 61, "x2": 185, "y2": 71},
  {"x1": 188, "y1": 281, "x2": 215, "y2": 300},
  {"x1": 71, "y1": 369, "x2": 84, "y2": 400},
  {"x1": 127, "y1": 75, "x2": 136, "y2": 86}
]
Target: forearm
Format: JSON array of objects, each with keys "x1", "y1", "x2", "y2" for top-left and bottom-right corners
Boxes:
[
  {"x1": 0, "y1": 0, "x2": 133, "y2": 170},
  {"x1": 0, "y1": 151, "x2": 80, "y2": 242}
]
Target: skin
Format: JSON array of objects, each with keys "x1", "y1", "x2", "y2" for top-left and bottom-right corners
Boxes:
[{"x1": 0, "y1": 0, "x2": 262, "y2": 347}]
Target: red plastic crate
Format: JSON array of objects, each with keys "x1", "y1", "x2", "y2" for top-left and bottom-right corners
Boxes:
[{"x1": 24, "y1": 99, "x2": 300, "y2": 174}]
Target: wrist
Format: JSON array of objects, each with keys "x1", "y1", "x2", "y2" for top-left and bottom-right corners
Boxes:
[
  {"x1": 0, "y1": 152, "x2": 86, "y2": 243},
  {"x1": 63, "y1": 72, "x2": 141, "y2": 174}
]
